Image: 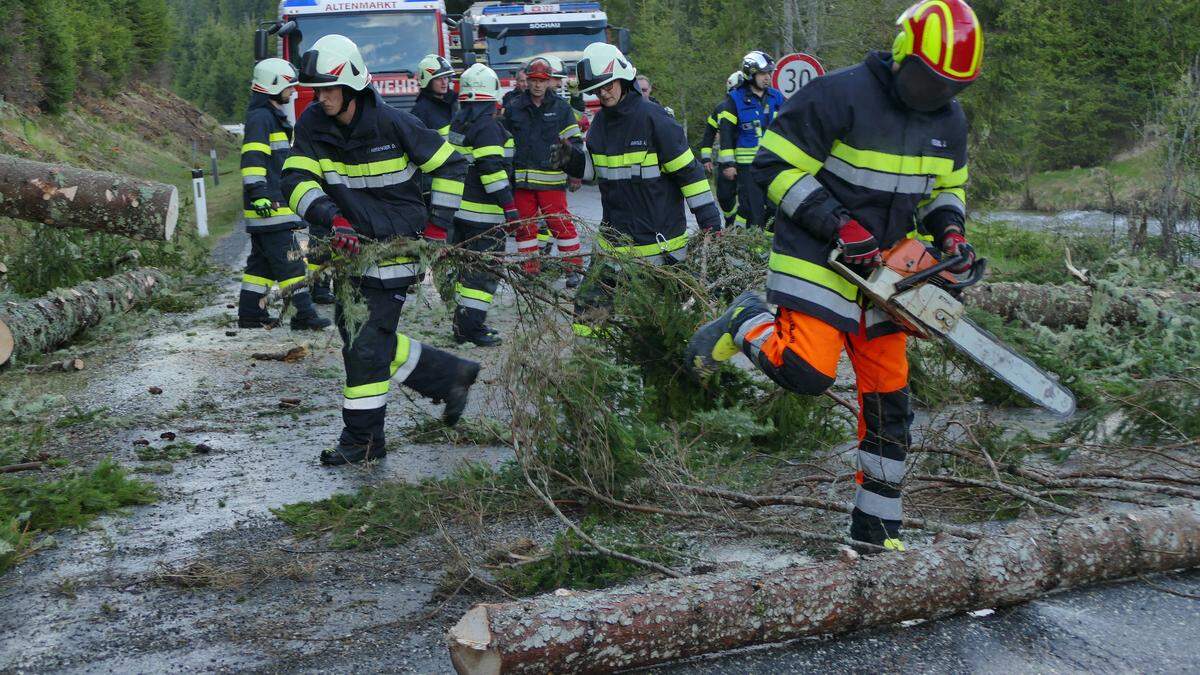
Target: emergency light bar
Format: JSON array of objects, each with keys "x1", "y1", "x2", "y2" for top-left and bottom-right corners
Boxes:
[{"x1": 481, "y1": 2, "x2": 601, "y2": 15}]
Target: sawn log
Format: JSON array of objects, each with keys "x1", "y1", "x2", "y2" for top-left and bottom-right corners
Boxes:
[
  {"x1": 0, "y1": 268, "x2": 166, "y2": 365},
  {"x1": 964, "y1": 281, "x2": 1199, "y2": 329},
  {"x1": 447, "y1": 504, "x2": 1200, "y2": 674},
  {"x1": 0, "y1": 154, "x2": 179, "y2": 241}
]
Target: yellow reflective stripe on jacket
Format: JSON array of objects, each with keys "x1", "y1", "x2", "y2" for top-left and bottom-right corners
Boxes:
[
  {"x1": 283, "y1": 155, "x2": 322, "y2": 177},
  {"x1": 560, "y1": 123, "x2": 581, "y2": 138},
  {"x1": 277, "y1": 275, "x2": 305, "y2": 290},
  {"x1": 759, "y1": 130, "x2": 824, "y2": 175},
  {"x1": 419, "y1": 142, "x2": 455, "y2": 173},
  {"x1": 681, "y1": 178, "x2": 710, "y2": 198},
  {"x1": 289, "y1": 180, "x2": 323, "y2": 213},
  {"x1": 767, "y1": 169, "x2": 808, "y2": 205},
  {"x1": 718, "y1": 148, "x2": 736, "y2": 160},
  {"x1": 718, "y1": 110, "x2": 738, "y2": 125},
  {"x1": 268, "y1": 132, "x2": 289, "y2": 143},
  {"x1": 768, "y1": 251, "x2": 858, "y2": 301},
  {"x1": 706, "y1": 115, "x2": 718, "y2": 129},
  {"x1": 480, "y1": 170, "x2": 508, "y2": 185},
  {"x1": 242, "y1": 142, "x2": 271, "y2": 155},
  {"x1": 734, "y1": 147, "x2": 758, "y2": 164},
  {"x1": 936, "y1": 166, "x2": 968, "y2": 188},
  {"x1": 241, "y1": 166, "x2": 267, "y2": 177},
  {"x1": 460, "y1": 199, "x2": 504, "y2": 214},
  {"x1": 318, "y1": 156, "x2": 410, "y2": 177},
  {"x1": 829, "y1": 142, "x2": 955, "y2": 176},
  {"x1": 431, "y1": 177, "x2": 464, "y2": 195},
  {"x1": 473, "y1": 145, "x2": 504, "y2": 159},
  {"x1": 244, "y1": 207, "x2": 296, "y2": 218},
  {"x1": 662, "y1": 149, "x2": 695, "y2": 174},
  {"x1": 436, "y1": 124, "x2": 451, "y2": 138},
  {"x1": 592, "y1": 151, "x2": 659, "y2": 168},
  {"x1": 597, "y1": 232, "x2": 688, "y2": 257}
]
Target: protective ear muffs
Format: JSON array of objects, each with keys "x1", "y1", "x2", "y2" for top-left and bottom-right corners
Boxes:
[{"x1": 892, "y1": 27, "x2": 913, "y2": 64}]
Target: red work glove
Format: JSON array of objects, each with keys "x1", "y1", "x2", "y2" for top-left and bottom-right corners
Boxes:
[
  {"x1": 503, "y1": 202, "x2": 521, "y2": 225},
  {"x1": 330, "y1": 216, "x2": 361, "y2": 256},
  {"x1": 423, "y1": 222, "x2": 448, "y2": 242},
  {"x1": 568, "y1": 178, "x2": 582, "y2": 193},
  {"x1": 837, "y1": 219, "x2": 881, "y2": 267},
  {"x1": 941, "y1": 231, "x2": 975, "y2": 274}
]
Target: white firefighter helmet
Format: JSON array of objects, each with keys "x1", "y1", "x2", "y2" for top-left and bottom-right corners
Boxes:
[
  {"x1": 251, "y1": 58, "x2": 298, "y2": 95},
  {"x1": 299, "y1": 34, "x2": 371, "y2": 91},
  {"x1": 741, "y1": 50, "x2": 776, "y2": 78},
  {"x1": 417, "y1": 54, "x2": 455, "y2": 89},
  {"x1": 726, "y1": 71, "x2": 745, "y2": 91},
  {"x1": 575, "y1": 42, "x2": 636, "y2": 94},
  {"x1": 458, "y1": 63, "x2": 501, "y2": 102}
]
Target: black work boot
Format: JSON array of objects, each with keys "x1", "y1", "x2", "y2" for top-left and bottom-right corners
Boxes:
[
  {"x1": 291, "y1": 312, "x2": 332, "y2": 331},
  {"x1": 403, "y1": 345, "x2": 481, "y2": 426},
  {"x1": 319, "y1": 442, "x2": 387, "y2": 466},
  {"x1": 685, "y1": 290, "x2": 771, "y2": 377},
  {"x1": 238, "y1": 314, "x2": 279, "y2": 329},
  {"x1": 454, "y1": 325, "x2": 502, "y2": 347},
  {"x1": 311, "y1": 280, "x2": 336, "y2": 305}
]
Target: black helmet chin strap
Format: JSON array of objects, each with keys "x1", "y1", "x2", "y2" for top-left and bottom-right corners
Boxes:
[{"x1": 338, "y1": 85, "x2": 356, "y2": 115}]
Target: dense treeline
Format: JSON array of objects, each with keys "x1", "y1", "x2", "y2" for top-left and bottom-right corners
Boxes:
[
  {"x1": 166, "y1": 0, "x2": 276, "y2": 123},
  {"x1": 612, "y1": 0, "x2": 1200, "y2": 197},
  {"x1": 0, "y1": 0, "x2": 172, "y2": 111}
]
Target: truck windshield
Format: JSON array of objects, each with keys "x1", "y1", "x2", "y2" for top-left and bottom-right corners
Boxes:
[
  {"x1": 486, "y1": 27, "x2": 603, "y2": 67},
  {"x1": 294, "y1": 11, "x2": 439, "y2": 73}
]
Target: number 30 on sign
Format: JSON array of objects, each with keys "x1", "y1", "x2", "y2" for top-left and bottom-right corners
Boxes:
[{"x1": 772, "y1": 53, "x2": 825, "y2": 99}]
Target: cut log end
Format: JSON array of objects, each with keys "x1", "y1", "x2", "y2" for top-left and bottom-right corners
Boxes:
[
  {"x1": 448, "y1": 605, "x2": 501, "y2": 675},
  {"x1": 0, "y1": 319, "x2": 13, "y2": 366}
]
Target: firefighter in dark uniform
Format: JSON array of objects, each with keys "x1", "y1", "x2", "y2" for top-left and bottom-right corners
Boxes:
[
  {"x1": 549, "y1": 43, "x2": 722, "y2": 336},
  {"x1": 718, "y1": 51, "x2": 785, "y2": 229},
  {"x1": 281, "y1": 35, "x2": 480, "y2": 466},
  {"x1": 444, "y1": 64, "x2": 518, "y2": 347},
  {"x1": 688, "y1": 0, "x2": 983, "y2": 550},
  {"x1": 699, "y1": 71, "x2": 744, "y2": 228},
  {"x1": 411, "y1": 54, "x2": 459, "y2": 236},
  {"x1": 237, "y1": 58, "x2": 332, "y2": 330}
]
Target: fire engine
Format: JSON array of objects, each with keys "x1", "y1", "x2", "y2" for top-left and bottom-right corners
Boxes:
[{"x1": 254, "y1": 0, "x2": 454, "y2": 119}]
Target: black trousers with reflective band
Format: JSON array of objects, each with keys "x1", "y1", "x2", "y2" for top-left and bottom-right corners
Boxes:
[{"x1": 238, "y1": 229, "x2": 317, "y2": 320}]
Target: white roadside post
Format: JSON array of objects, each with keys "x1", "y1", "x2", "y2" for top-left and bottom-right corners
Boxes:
[{"x1": 191, "y1": 168, "x2": 209, "y2": 238}]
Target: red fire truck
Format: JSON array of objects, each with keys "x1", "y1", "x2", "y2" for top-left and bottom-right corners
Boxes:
[{"x1": 254, "y1": 0, "x2": 454, "y2": 119}]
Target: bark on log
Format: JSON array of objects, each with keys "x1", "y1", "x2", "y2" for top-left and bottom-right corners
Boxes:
[
  {"x1": 0, "y1": 154, "x2": 179, "y2": 241},
  {"x1": 447, "y1": 504, "x2": 1200, "y2": 674},
  {"x1": 964, "y1": 282, "x2": 1199, "y2": 329},
  {"x1": 0, "y1": 268, "x2": 166, "y2": 365}
]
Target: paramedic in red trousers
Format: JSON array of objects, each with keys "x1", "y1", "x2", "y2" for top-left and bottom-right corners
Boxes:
[
  {"x1": 549, "y1": 43, "x2": 722, "y2": 335},
  {"x1": 281, "y1": 35, "x2": 480, "y2": 466},
  {"x1": 502, "y1": 57, "x2": 585, "y2": 287},
  {"x1": 687, "y1": 0, "x2": 982, "y2": 551}
]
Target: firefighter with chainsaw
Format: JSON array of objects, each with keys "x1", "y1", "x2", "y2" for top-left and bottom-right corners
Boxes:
[
  {"x1": 687, "y1": 0, "x2": 984, "y2": 550},
  {"x1": 281, "y1": 35, "x2": 480, "y2": 466},
  {"x1": 444, "y1": 64, "x2": 516, "y2": 347},
  {"x1": 718, "y1": 51, "x2": 785, "y2": 229},
  {"x1": 700, "y1": 71, "x2": 745, "y2": 228},
  {"x1": 549, "y1": 43, "x2": 722, "y2": 335},
  {"x1": 502, "y1": 56, "x2": 584, "y2": 286},
  {"x1": 237, "y1": 58, "x2": 333, "y2": 330}
]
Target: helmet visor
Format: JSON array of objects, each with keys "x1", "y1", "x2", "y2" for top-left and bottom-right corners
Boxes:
[
  {"x1": 895, "y1": 57, "x2": 969, "y2": 112},
  {"x1": 576, "y1": 58, "x2": 617, "y2": 93},
  {"x1": 299, "y1": 50, "x2": 340, "y2": 87}
]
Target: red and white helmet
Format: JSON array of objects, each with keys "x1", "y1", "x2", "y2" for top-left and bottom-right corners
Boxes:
[
  {"x1": 298, "y1": 34, "x2": 371, "y2": 91},
  {"x1": 251, "y1": 58, "x2": 297, "y2": 95},
  {"x1": 458, "y1": 63, "x2": 501, "y2": 102}
]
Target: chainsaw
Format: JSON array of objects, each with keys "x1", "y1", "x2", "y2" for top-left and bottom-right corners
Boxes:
[{"x1": 828, "y1": 238, "x2": 1076, "y2": 416}]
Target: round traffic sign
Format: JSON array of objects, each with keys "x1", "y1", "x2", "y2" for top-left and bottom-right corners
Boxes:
[{"x1": 773, "y1": 53, "x2": 825, "y2": 99}]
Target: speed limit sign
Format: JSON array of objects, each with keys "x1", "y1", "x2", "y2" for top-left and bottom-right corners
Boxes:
[{"x1": 773, "y1": 53, "x2": 825, "y2": 99}]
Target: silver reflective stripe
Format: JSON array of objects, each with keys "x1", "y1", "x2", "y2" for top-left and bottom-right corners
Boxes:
[
  {"x1": 555, "y1": 237, "x2": 580, "y2": 249},
  {"x1": 241, "y1": 281, "x2": 269, "y2": 294},
  {"x1": 392, "y1": 340, "x2": 423, "y2": 384},
  {"x1": 594, "y1": 165, "x2": 662, "y2": 180},
  {"x1": 455, "y1": 209, "x2": 505, "y2": 224},
  {"x1": 918, "y1": 190, "x2": 966, "y2": 220},
  {"x1": 865, "y1": 307, "x2": 892, "y2": 328},
  {"x1": 734, "y1": 311, "x2": 774, "y2": 346},
  {"x1": 249, "y1": 214, "x2": 303, "y2": 226},
  {"x1": 779, "y1": 175, "x2": 822, "y2": 218},
  {"x1": 457, "y1": 296, "x2": 491, "y2": 311},
  {"x1": 270, "y1": 141, "x2": 290, "y2": 150},
  {"x1": 362, "y1": 263, "x2": 421, "y2": 281},
  {"x1": 582, "y1": 151, "x2": 595, "y2": 182},
  {"x1": 343, "y1": 393, "x2": 388, "y2": 410},
  {"x1": 296, "y1": 188, "x2": 324, "y2": 218},
  {"x1": 855, "y1": 487, "x2": 902, "y2": 521},
  {"x1": 686, "y1": 191, "x2": 716, "y2": 209},
  {"x1": 323, "y1": 165, "x2": 417, "y2": 189},
  {"x1": 430, "y1": 190, "x2": 461, "y2": 209},
  {"x1": 517, "y1": 169, "x2": 567, "y2": 183},
  {"x1": 483, "y1": 178, "x2": 511, "y2": 194},
  {"x1": 823, "y1": 157, "x2": 934, "y2": 195},
  {"x1": 242, "y1": 175, "x2": 267, "y2": 185},
  {"x1": 766, "y1": 271, "x2": 861, "y2": 321},
  {"x1": 858, "y1": 449, "x2": 906, "y2": 483}
]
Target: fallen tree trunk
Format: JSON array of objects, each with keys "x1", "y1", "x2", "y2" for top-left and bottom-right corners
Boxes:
[
  {"x1": 447, "y1": 504, "x2": 1200, "y2": 674},
  {"x1": 0, "y1": 268, "x2": 166, "y2": 365},
  {"x1": 0, "y1": 154, "x2": 179, "y2": 241},
  {"x1": 964, "y1": 282, "x2": 1199, "y2": 329}
]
